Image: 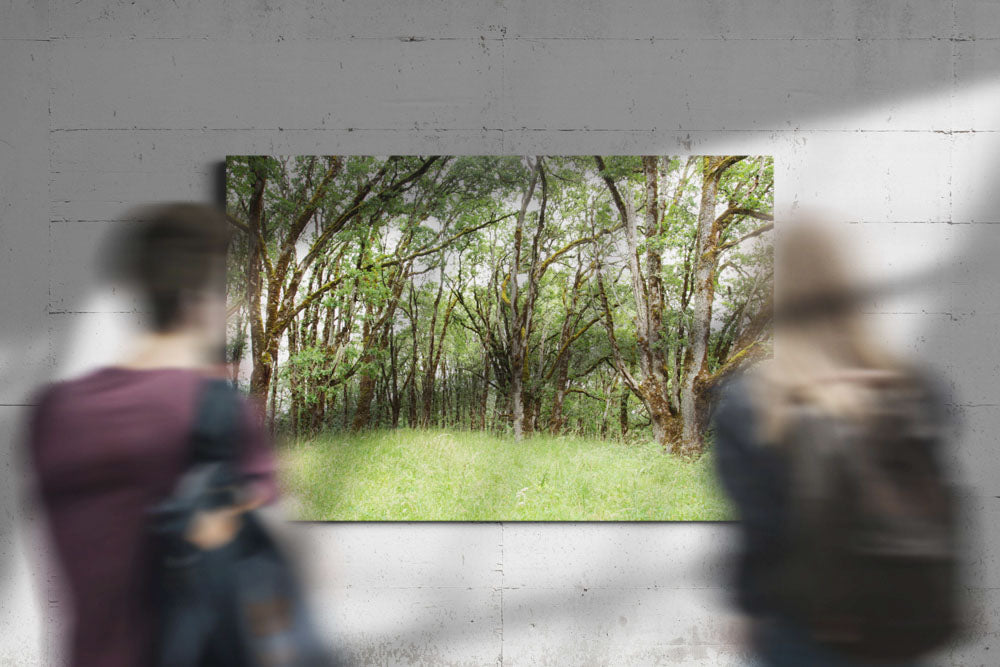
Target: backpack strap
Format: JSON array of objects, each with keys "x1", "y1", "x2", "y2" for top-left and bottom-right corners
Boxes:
[
  {"x1": 186, "y1": 378, "x2": 245, "y2": 510},
  {"x1": 190, "y1": 378, "x2": 242, "y2": 466},
  {"x1": 148, "y1": 380, "x2": 244, "y2": 545}
]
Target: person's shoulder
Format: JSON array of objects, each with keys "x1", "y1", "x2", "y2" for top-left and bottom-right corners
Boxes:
[
  {"x1": 712, "y1": 368, "x2": 763, "y2": 431},
  {"x1": 902, "y1": 364, "x2": 950, "y2": 399},
  {"x1": 36, "y1": 367, "x2": 206, "y2": 414},
  {"x1": 717, "y1": 363, "x2": 769, "y2": 410},
  {"x1": 27, "y1": 370, "x2": 98, "y2": 414},
  {"x1": 29, "y1": 382, "x2": 62, "y2": 418},
  {"x1": 26, "y1": 377, "x2": 82, "y2": 446},
  {"x1": 224, "y1": 383, "x2": 267, "y2": 431},
  {"x1": 893, "y1": 363, "x2": 954, "y2": 428}
]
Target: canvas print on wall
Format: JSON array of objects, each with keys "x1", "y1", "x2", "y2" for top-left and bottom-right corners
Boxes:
[{"x1": 225, "y1": 155, "x2": 773, "y2": 520}]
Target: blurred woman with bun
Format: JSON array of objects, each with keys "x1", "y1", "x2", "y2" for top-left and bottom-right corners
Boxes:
[{"x1": 713, "y1": 218, "x2": 960, "y2": 667}]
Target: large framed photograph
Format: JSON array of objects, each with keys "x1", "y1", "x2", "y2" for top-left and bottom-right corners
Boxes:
[{"x1": 225, "y1": 155, "x2": 773, "y2": 520}]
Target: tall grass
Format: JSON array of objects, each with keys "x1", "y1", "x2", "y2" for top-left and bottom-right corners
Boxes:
[{"x1": 279, "y1": 428, "x2": 731, "y2": 521}]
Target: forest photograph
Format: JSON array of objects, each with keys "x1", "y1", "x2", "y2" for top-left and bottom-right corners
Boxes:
[{"x1": 225, "y1": 155, "x2": 773, "y2": 520}]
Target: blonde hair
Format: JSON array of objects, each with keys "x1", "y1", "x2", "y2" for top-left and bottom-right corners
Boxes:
[{"x1": 752, "y1": 218, "x2": 901, "y2": 443}]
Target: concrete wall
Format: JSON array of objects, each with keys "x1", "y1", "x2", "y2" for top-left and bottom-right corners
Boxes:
[{"x1": 2, "y1": 1, "x2": 999, "y2": 664}]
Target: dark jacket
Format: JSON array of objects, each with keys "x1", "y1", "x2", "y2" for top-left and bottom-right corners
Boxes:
[
  {"x1": 711, "y1": 374, "x2": 791, "y2": 616},
  {"x1": 712, "y1": 370, "x2": 955, "y2": 618}
]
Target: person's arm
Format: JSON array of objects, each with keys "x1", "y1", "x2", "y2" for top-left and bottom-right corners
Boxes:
[
  {"x1": 712, "y1": 377, "x2": 787, "y2": 616},
  {"x1": 24, "y1": 385, "x2": 58, "y2": 519},
  {"x1": 185, "y1": 394, "x2": 277, "y2": 550},
  {"x1": 235, "y1": 395, "x2": 279, "y2": 505}
]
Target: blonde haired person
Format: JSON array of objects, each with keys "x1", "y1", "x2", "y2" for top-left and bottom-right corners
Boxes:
[{"x1": 712, "y1": 219, "x2": 959, "y2": 667}]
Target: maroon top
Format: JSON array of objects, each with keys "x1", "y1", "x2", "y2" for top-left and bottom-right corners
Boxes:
[{"x1": 28, "y1": 367, "x2": 277, "y2": 667}]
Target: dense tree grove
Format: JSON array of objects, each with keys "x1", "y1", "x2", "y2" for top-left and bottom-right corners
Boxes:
[{"x1": 226, "y1": 155, "x2": 772, "y2": 454}]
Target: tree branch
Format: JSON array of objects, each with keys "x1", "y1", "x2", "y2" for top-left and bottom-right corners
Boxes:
[
  {"x1": 225, "y1": 213, "x2": 249, "y2": 233},
  {"x1": 593, "y1": 156, "x2": 628, "y2": 221},
  {"x1": 718, "y1": 222, "x2": 775, "y2": 253},
  {"x1": 566, "y1": 387, "x2": 607, "y2": 402},
  {"x1": 709, "y1": 155, "x2": 746, "y2": 180},
  {"x1": 715, "y1": 206, "x2": 773, "y2": 230}
]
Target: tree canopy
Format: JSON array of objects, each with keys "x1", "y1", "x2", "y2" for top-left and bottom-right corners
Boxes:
[{"x1": 226, "y1": 154, "x2": 773, "y2": 453}]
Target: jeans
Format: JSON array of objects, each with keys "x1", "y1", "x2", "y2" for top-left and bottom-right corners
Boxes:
[{"x1": 749, "y1": 617, "x2": 921, "y2": 667}]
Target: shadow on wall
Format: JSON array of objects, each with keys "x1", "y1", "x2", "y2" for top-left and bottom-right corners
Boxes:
[{"x1": 919, "y1": 156, "x2": 1000, "y2": 653}]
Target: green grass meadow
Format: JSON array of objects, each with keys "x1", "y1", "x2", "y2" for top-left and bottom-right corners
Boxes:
[{"x1": 279, "y1": 428, "x2": 732, "y2": 521}]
